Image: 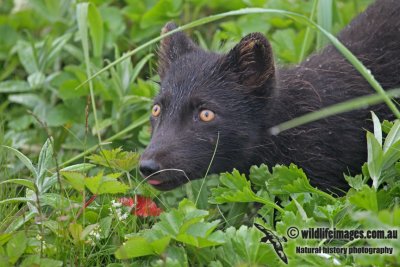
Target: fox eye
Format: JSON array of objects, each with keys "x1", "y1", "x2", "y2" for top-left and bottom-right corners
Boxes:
[
  {"x1": 152, "y1": 104, "x2": 161, "y2": 117},
  {"x1": 199, "y1": 109, "x2": 215, "y2": 122}
]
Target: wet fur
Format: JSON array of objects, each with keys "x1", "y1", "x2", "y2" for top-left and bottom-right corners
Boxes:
[{"x1": 140, "y1": 0, "x2": 400, "y2": 192}]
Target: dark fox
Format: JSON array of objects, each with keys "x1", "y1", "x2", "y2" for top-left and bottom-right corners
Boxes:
[{"x1": 139, "y1": 0, "x2": 400, "y2": 192}]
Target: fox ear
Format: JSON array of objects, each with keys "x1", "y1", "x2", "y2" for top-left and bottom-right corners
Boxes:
[
  {"x1": 158, "y1": 22, "x2": 198, "y2": 79},
  {"x1": 224, "y1": 33, "x2": 275, "y2": 90}
]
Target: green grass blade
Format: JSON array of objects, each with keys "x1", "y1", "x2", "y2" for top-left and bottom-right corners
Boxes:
[
  {"x1": 317, "y1": 0, "x2": 333, "y2": 50},
  {"x1": 299, "y1": 0, "x2": 318, "y2": 62},
  {"x1": 76, "y1": 3, "x2": 102, "y2": 145},
  {"x1": 88, "y1": 4, "x2": 104, "y2": 59},
  {"x1": 270, "y1": 88, "x2": 400, "y2": 134}
]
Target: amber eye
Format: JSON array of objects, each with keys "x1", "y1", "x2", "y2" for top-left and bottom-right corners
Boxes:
[
  {"x1": 152, "y1": 104, "x2": 161, "y2": 117},
  {"x1": 199, "y1": 109, "x2": 215, "y2": 122}
]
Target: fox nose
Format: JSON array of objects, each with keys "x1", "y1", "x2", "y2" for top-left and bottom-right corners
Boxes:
[{"x1": 139, "y1": 159, "x2": 161, "y2": 177}]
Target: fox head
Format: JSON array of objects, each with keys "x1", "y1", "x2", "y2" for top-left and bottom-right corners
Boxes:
[{"x1": 139, "y1": 22, "x2": 277, "y2": 190}]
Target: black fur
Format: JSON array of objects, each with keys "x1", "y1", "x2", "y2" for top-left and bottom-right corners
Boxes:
[{"x1": 139, "y1": 0, "x2": 400, "y2": 192}]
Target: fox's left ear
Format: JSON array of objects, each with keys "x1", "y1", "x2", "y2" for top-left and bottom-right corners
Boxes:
[
  {"x1": 223, "y1": 33, "x2": 275, "y2": 91},
  {"x1": 158, "y1": 22, "x2": 198, "y2": 79}
]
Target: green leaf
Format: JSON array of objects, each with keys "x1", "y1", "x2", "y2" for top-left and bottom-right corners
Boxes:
[
  {"x1": 3, "y1": 145, "x2": 38, "y2": 180},
  {"x1": 37, "y1": 138, "x2": 53, "y2": 189},
  {"x1": 383, "y1": 120, "x2": 400, "y2": 153},
  {"x1": 216, "y1": 226, "x2": 277, "y2": 266},
  {"x1": 382, "y1": 120, "x2": 394, "y2": 135},
  {"x1": 210, "y1": 169, "x2": 256, "y2": 204},
  {"x1": 88, "y1": 148, "x2": 139, "y2": 172},
  {"x1": 0, "y1": 179, "x2": 35, "y2": 191},
  {"x1": 267, "y1": 164, "x2": 335, "y2": 201},
  {"x1": 6, "y1": 231, "x2": 27, "y2": 264},
  {"x1": 138, "y1": 199, "x2": 224, "y2": 249},
  {"x1": 84, "y1": 171, "x2": 129, "y2": 195},
  {"x1": 27, "y1": 72, "x2": 45, "y2": 89},
  {"x1": 69, "y1": 223, "x2": 83, "y2": 245},
  {"x1": 0, "y1": 197, "x2": 34, "y2": 205},
  {"x1": 61, "y1": 163, "x2": 96, "y2": 172},
  {"x1": 0, "y1": 234, "x2": 12, "y2": 246},
  {"x1": 20, "y1": 255, "x2": 63, "y2": 267},
  {"x1": 88, "y1": 4, "x2": 104, "y2": 58},
  {"x1": 61, "y1": 171, "x2": 85, "y2": 191},
  {"x1": 344, "y1": 174, "x2": 364, "y2": 191},
  {"x1": 0, "y1": 81, "x2": 31, "y2": 93},
  {"x1": 99, "y1": 216, "x2": 112, "y2": 238},
  {"x1": 382, "y1": 139, "x2": 400, "y2": 170},
  {"x1": 210, "y1": 169, "x2": 284, "y2": 212},
  {"x1": 81, "y1": 224, "x2": 99, "y2": 240},
  {"x1": 16, "y1": 40, "x2": 38, "y2": 74},
  {"x1": 348, "y1": 185, "x2": 378, "y2": 212},
  {"x1": 115, "y1": 236, "x2": 165, "y2": 259},
  {"x1": 371, "y1": 111, "x2": 382, "y2": 146},
  {"x1": 41, "y1": 163, "x2": 95, "y2": 193},
  {"x1": 249, "y1": 164, "x2": 271, "y2": 188},
  {"x1": 141, "y1": 0, "x2": 183, "y2": 28},
  {"x1": 367, "y1": 132, "x2": 383, "y2": 189}
]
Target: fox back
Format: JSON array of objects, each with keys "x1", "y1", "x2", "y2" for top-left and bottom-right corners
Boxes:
[{"x1": 139, "y1": 0, "x2": 400, "y2": 192}]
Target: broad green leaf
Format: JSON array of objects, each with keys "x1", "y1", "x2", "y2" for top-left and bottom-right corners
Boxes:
[
  {"x1": 0, "y1": 81, "x2": 31, "y2": 93},
  {"x1": 61, "y1": 163, "x2": 96, "y2": 172},
  {"x1": 39, "y1": 193, "x2": 72, "y2": 209},
  {"x1": 344, "y1": 174, "x2": 364, "y2": 191},
  {"x1": 367, "y1": 132, "x2": 384, "y2": 189},
  {"x1": 382, "y1": 120, "x2": 394, "y2": 135},
  {"x1": 42, "y1": 163, "x2": 95, "y2": 193},
  {"x1": 0, "y1": 234, "x2": 12, "y2": 246},
  {"x1": 216, "y1": 226, "x2": 277, "y2": 266},
  {"x1": 115, "y1": 237, "x2": 154, "y2": 259},
  {"x1": 81, "y1": 224, "x2": 99, "y2": 240},
  {"x1": 61, "y1": 171, "x2": 85, "y2": 191},
  {"x1": 383, "y1": 119, "x2": 400, "y2": 153},
  {"x1": 69, "y1": 223, "x2": 83, "y2": 245},
  {"x1": 47, "y1": 33, "x2": 72, "y2": 64},
  {"x1": 249, "y1": 164, "x2": 271, "y2": 188},
  {"x1": 37, "y1": 138, "x2": 53, "y2": 188},
  {"x1": 266, "y1": 164, "x2": 335, "y2": 201},
  {"x1": 6, "y1": 231, "x2": 27, "y2": 264},
  {"x1": 3, "y1": 145, "x2": 38, "y2": 179},
  {"x1": 84, "y1": 171, "x2": 129, "y2": 194},
  {"x1": 210, "y1": 169, "x2": 284, "y2": 211},
  {"x1": 209, "y1": 169, "x2": 256, "y2": 204},
  {"x1": 371, "y1": 111, "x2": 382, "y2": 146},
  {"x1": 88, "y1": 148, "x2": 139, "y2": 172},
  {"x1": 88, "y1": 4, "x2": 104, "y2": 58},
  {"x1": 20, "y1": 255, "x2": 63, "y2": 267},
  {"x1": 99, "y1": 216, "x2": 112, "y2": 238},
  {"x1": 140, "y1": 199, "x2": 224, "y2": 249},
  {"x1": 0, "y1": 197, "x2": 34, "y2": 205},
  {"x1": 141, "y1": 0, "x2": 183, "y2": 28},
  {"x1": 382, "y1": 139, "x2": 400, "y2": 170},
  {"x1": 16, "y1": 40, "x2": 38, "y2": 74},
  {"x1": 0, "y1": 179, "x2": 35, "y2": 191},
  {"x1": 27, "y1": 72, "x2": 45, "y2": 89},
  {"x1": 348, "y1": 185, "x2": 378, "y2": 212}
]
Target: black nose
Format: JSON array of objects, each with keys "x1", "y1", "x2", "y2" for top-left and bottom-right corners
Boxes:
[{"x1": 139, "y1": 159, "x2": 161, "y2": 177}]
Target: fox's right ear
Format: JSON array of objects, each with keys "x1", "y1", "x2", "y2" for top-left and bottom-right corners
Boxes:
[{"x1": 158, "y1": 22, "x2": 198, "y2": 79}]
